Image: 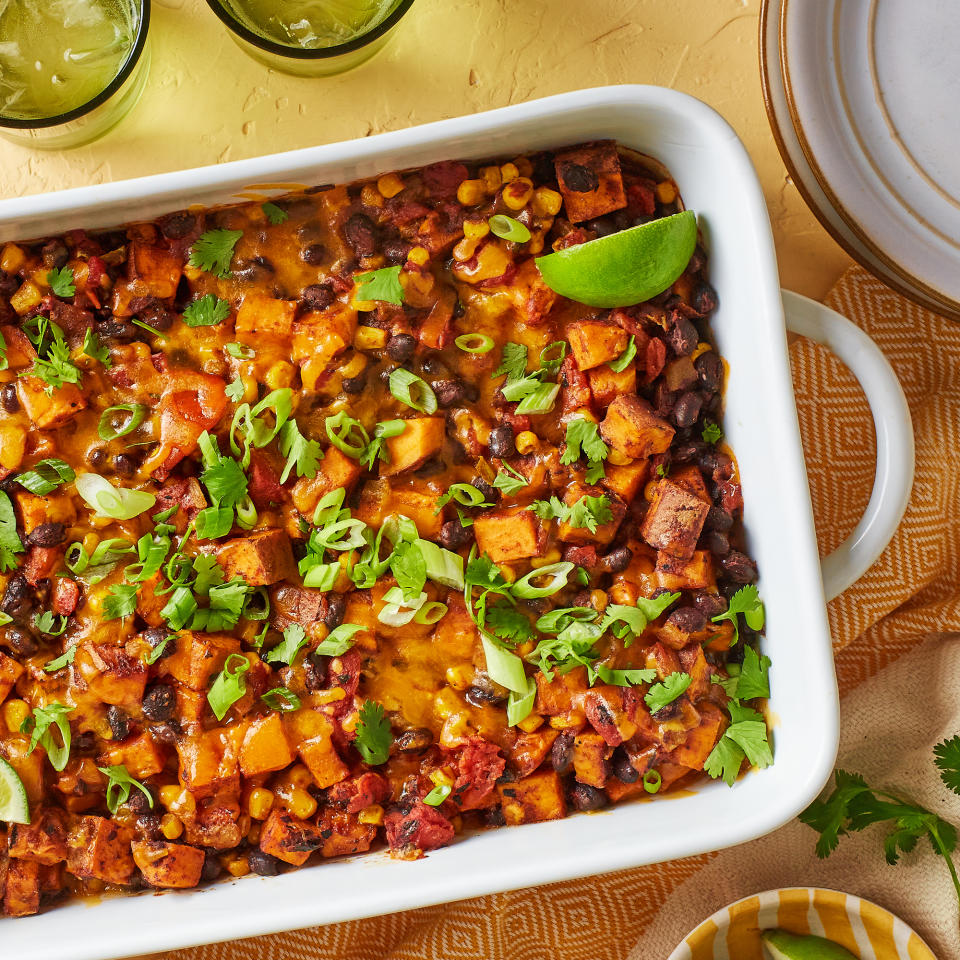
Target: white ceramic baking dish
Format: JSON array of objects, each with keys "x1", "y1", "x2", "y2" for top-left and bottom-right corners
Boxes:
[{"x1": 0, "y1": 85, "x2": 913, "y2": 959}]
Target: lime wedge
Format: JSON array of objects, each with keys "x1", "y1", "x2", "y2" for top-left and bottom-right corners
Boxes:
[
  {"x1": 534, "y1": 209, "x2": 697, "y2": 308},
  {"x1": 762, "y1": 929, "x2": 859, "y2": 960},
  {"x1": 0, "y1": 757, "x2": 30, "y2": 825}
]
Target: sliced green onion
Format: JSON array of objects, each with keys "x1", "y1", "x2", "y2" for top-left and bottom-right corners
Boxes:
[
  {"x1": 261, "y1": 687, "x2": 301, "y2": 712},
  {"x1": 539, "y1": 341, "x2": 568, "y2": 370},
  {"x1": 243, "y1": 587, "x2": 270, "y2": 621},
  {"x1": 311, "y1": 488, "x2": 346, "y2": 527},
  {"x1": 235, "y1": 495, "x2": 257, "y2": 530},
  {"x1": 325, "y1": 412, "x2": 370, "y2": 459},
  {"x1": 511, "y1": 561, "x2": 574, "y2": 599},
  {"x1": 97, "y1": 404, "x2": 147, "y2": 442},
  {"x1": 642, "y1": 769, "x2": 662, "y2": 794},
  {"x1": 609, "y1": 335, "x2": 637, "y2": 373},
  {"x1": 435, "y1": 483, "x2": 492, "y2": 514},
  {"x1": 514, "y1": 382, "x2": 559, "y2": 415},
  {"x1": 15, "y1": 458, "x2": 75, "y2": 496},
  {"x1": 414, "y1": 601, "x2": 448, "y2": 625},
  {"x1": 416, "y1": 539, "x2": 464, "y2": 590},
  {"x1": 315, "y1": 623, "x2": 364, "y2": 656},
  {"x1": 506, "y1": 676, "x2": 537, "y2": 726},
  {"x1": 207, "y1": 653, "x2": 250, "y2": 721},
  {"x1": 226, "y1": 342, "x2": 255, "y2": 359},
  {"x1": 302, "y1": 562, "x2": 340, "y2": 590},
  {"x1": 535, "y1": 606, "x2": 596, "y2": 634},
  {"x1": 480, "y1": 635, "x2": 529, "y2": 694},
  {"x1": 160, "y1": 586, "x2": 198, "y2": 632},
  {"x1": 455, "y1": 333, "x2": 495, "y2": 354},
  {"x1": 423, "y1": 781, "x2": 453, "y2": 806},
  {"x1": 488, "y1": 214, "x2": 531, "y2": 244},
  {"x1": 389, "y1": 368, "x2": 437, "y2": 414},
  {"x1": 195, "y1": 506, "x2": 234, "y2": 540},
  {"x1": 378, "y1": 587, "x2": 427, "y2": 627},
  {"x1": 75, "y1": 474, "x2": 156, "y2": 521}
]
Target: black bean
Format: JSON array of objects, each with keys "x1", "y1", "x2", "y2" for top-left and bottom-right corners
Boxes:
[
  {"x1": 560, "y1": 162, "x2": 600, "y2": 192},
  {"x1": 693, "y1": 282, "x2": 719, "y2": 315},
  {"x1": 142, "y1": 684, "x2": 176, "y2": 722},
  {"x1": 1, "y1": 573, "x2": 32, "y2": 620},
  {"x1": 439, "y1": 518, "x2": 472, "y2": 550},
  {"x1": 248, "y1": 850, "x2": 281, "y2": 877},
  {"x1": 87, "y1": 447, "x2": 108, "y2": 470},
  {"x1": 703, "y1": 529, "x2": 730, "y2": 556},
  {"x1": 159, "y1": 211, "x2": 197, "y2": 239},
  {"x1": 342, "y1": 371, "x2": 367, "y2": 394},
  {"x1": 487, "y1": 424, "x2": 515, "y2": 458},
  {"x1": 135, "y1": 813, "x2": 163, "y2": 841},
  {"x1": 693, "y1": 592, "x2": 727, "y2": 619},
  {"x1": 201, "y1": 850, "x2": 223, "y2": 883},
  {"x1": 396, "y1": 727, "x2": 434, "y2": 752},
  {"x1": 668, "y1": 315, "x2": 699, "y2": 356},
  {"x1": 434, "y1": 379, "x2": 465, "y2": 407},
  {"x1": 465, "y1": 684, "x2": 506, "y2": 707},
  {"x1": 1, "y1": 384, "x2": 19, "y2": 413},
  {"x1": 695, "y1": 351, "x2": 723, "y2": 393},
  {"x1": 666, "y1": 607, "x2": 707, "y2": 634},
  {"x1": 585, "y1": 217, "x2": 616, "y2": 238},
  {"x1": 143, "y1": 626, "x2": 173, "y2": 652},
  {"x1": 25, "y1": 523, "x2": 66, "y2": 549},
  {"x1": 722, "y1": 551, "x2": 758, "y2": 584},
  {"x1": 672, "y1": 391, "x2": 703, "y2": 428},
  {"x1": 41, "y1": 239, "x2": 69, "y2": 270},
  {"x1": 137, "y1": 301, "x2": 174, "y2": 332},
  {"x1": 462, "y1": 382, "x2": 479, "y2": 403},
  {"x1": 343, "y1": 213, "x2": 377, "y2": 257},
  {"x1": 613, "y1": 748, "x2": 639, "y2": 784},
  {"x1": 386, "y1": 334, "x2": 417, "y2": 363},
  {"x1": 3, "y1": 627, "x2": 37, "y2": 657},
  {"x1": 485, "y1": 807, "x2": 506, "y2": 828},
  {"x1": 653, "y1": 381, "x2": 675, "y2": 418},
  {"x1": 473, "y1": 477, "x2": 497, "y2": 503},
  {"x1": 72, "y1": 731, "x2": 98, "y2": 756},
  {"x1": 300, "y1": 243, "x2": 326, "y2": 265},
  {"x1": 106, "y1": 706, "x2": 131, "y2": 741},
  {"x1": 382, "y1": 238, "x2": 410, "y2": 265},
  {"x1": 322, "y1": 594, "x2": 346, "y2": 630},
  {"x1": 148, "y1": 722, "x2": 179, "y2": 745},
  {"x1": 113, "y1": 454, "x2": 137, "y2": 478},
  {"x1": 303, "y1": 653, "x2": 328, "y2": 692},
  {"x1": 600, "y1": 545, "x2": 632, "y2": 573},
  {"x1": 704, "y1": 505, "x2": 734, "y2": 532},
  {"x1": 551, "y1": 732, "x2": 574, "y2": 774},
  {"x1": 126, "y1": 787, "x2": 154, "y2": 815},
  {"x1": 569, "y1": 782, "x2": 608, "y2": 811},
  {"x1": 301, "y1": 282, "x2": 335, "y2": 312},
  {"x1": 96, "y1": 318, "x2": 137, "y2": 342}
]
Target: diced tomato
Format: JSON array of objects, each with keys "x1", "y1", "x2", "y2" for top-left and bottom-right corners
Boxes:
[
  {"x1": 384, "y1": 800, "x2": 455, "y2": 855},
  {"x1": 421, "y1": 161, "x2": 469, "y2": 199},
  {"x1": 51, "y1": 578, "x2": 80, "y2": 616},
  {"x1": 644, "y1": 336, "x2": 667, "y2": 382},
  {"x1": 450, "y1": 737, "x2": 505, "y2": 811},
  {"x1": 326, "y1": 772, "x2": 390, "y2": 814},
  {"x1": 248, "y1": 452, "x2": 285, "y2": 507}
]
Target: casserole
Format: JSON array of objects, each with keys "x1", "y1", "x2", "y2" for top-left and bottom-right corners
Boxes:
[{"x1": 0, "y1": 85, "x2": 911, "y2": 959}]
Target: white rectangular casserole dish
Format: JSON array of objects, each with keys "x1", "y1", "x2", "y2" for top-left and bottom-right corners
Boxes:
[{"x1": 0, "y1": 85, "x2": 843, "y2": 960}]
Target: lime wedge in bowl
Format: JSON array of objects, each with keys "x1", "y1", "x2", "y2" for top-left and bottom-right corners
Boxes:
[
  {"x1": 761, "y1": 929, "x2": 859, "y2": 960},
  {"x1": 535, "y1": 209, "x2": 697, "y2": 308},
  {"x1": 0, "y1": 757, "x2": 30, "y2": 825}
]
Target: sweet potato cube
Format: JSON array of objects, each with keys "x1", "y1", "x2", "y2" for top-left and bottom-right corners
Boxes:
[
  {"x1": 0, "y1": 650, "x2": 24, "y2": 704},
  {"x1": 157, "y1": 631, "x2": 239, "y2": 691},
  {"x1": 381, "y1": 417, "x2": 445, "y2": 476},
  {"x1": 678, "y1": 643, "x2": 713, "y2": 700},
  {"x1": 293, "y1": 303, "x2": 357, "y2": 379},
  {"x1": 299, "y1": 717, "x2": 350, "y2": 789},
  {"x1": 291, "y1": 445, "x2": 361, "y2": 517},
  {"x1": 38, "y1": 862, "x2": 63, "y2": 894},
  {"x1": 509, "y1": 728, "x2": 559, "y2": 778},
  {"x1": 3, "y1": 858, "x2": 40, "y2": 917},
  {"x1": 318, "y1": 810, "x2": 377, "y2": 858},
  {"x1": 670, "y1": 464, "x2": 711, "y2": 503},
  {"x1": 340, "y1": 590, "x2": 377, "y2": 652},
  {"x1": 587, "y1": 361, "x2": 636, "y2": 408},
  {"x1": 8, "y1": 808, "x2": 67, "y2": 864},
  {"x1": 601, "y1": 461, "x2": 647, "y2": 503},
  {"x1": 130, "y1": 241, "x2": 183, "y2": 299},
  {"x1": 430, "y1": 593, "x2": 478, "y2": 661},
  {"x1": 557, "y1": 484, "x2": 626, "y2": 547},
  {"x1": 640, "y1": 478, "x2": 710, "y2": 559},
  {"x1": 134, "y1": 572, "x2": 167, "y2": 627},
  {"x1": 534, "y1": 666, "x2": 588, "y2": 716},
  {"x1": 259, "y1": 808, "x2": 323, "y2": 866},
  {"x1": 583, "y1": 686, "x2": 638, "y2": 746},
  {"x1": 66, "y1": 816, "x2": 135, "y2": 885},
  {"x1": 176, "y1": 727, "x2": 242, "y2": 798},
  {"x1": 132, "y1": 840, "x2": 205, "y2": 889},
  {"x1": 566, "y1": 319, "x2": 628, "y2": 372},
  {"x1": 671, "y1": 703, "x2": 725, "y2": 770},
  {"x1": 498, "y1": 769, "x2": 568, "y2": 825},
  {"x1": 154, "y1": 476, "x2": 208, "y2": 535},
  {"x1": 383, "y1": 485, "x2": 443, "y2": 539},
  {"x1": 217, "y1": 529, "x2": 296, "y2": 585},
  {"x1": 240, "y1": 713, "x2": 294, "y2": 777},
  {"x1": 74, "y1": 642, "x2": 148, "y2": 712},
  {"x1": 572, "y1": 730, "x2": 612, "y2": 788},
  {"x1": 554, "y1": 141, "x2": 627, "y2": 223},
  {"x1": 14, "y1": 490, "x2": 75, "y2": 533},
  {"x1": 0, "y1": 324, "x2": 36, "y2": 370},
  {"x1": 98, "y1": 732, "x2": 168, "y2": 779},
  {"x1": 236, "y1": 293, "x2": 296, "y2": 338},
  {"x1": 655, "y1": 549, "x2": 715, "y2": 591},
  {"x1": 16, "y1": 376, "x2": 86, "y2": 429},
  {"x1": 473, "y1": 508, "x2": 545, "y2": 563},
  {"x1": 600, "y1": 394, "x2": 674, "y2": 460}
]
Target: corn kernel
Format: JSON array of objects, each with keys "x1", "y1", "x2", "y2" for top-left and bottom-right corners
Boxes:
[
  {"x1": 160, "y1": 814, "x2": 183, "y2": 840},
  {"x1": 354, "y1": 326, "x2": 389, "y2": 351},
  {"x1": 159, "y1": 785, "x2": 181, "y2": 808},
  {"x1": 480, "y1": 165, "x2": 502, "y2": 193},
  {"x1": 377, "y1": 173, "x2": 405, "y2": 199},
  {"x1": 430, "y1": 768, "x2": 454, "y2": 788},
  {"x1": 339, "y1": 353, "x2": 367, "y2": 380},
  {"x1": 549, "y1": 710, "x2": 586, "y2": 730},
  {"x1": 314, "y1": 686, "x2": 347, "y2": 705},
  {"x1": 248, "y1": 787, "x2": 274, "y2": 821},
  {"x1": 607, "y1": 449, "x2": 633, "y2": 466},
  {"x1": 3, "y1": 699, "x2": 29, "y2": 735},
  {"x1": 513, "y1": 156, "x2": 534, "y2": 177},
  {"x1": 1, "y1": 243, "x2": 25, "y2": 274},
  {"x1": 358, "y1": 804, "x2": 384, "y2": 826},
  {"x1": 517, "y1": 713, "x2": 544, "y2": 733},
  {"x1": 655, "y1": 181, "x2": 678, "y2": 204},
  {"x1": 225, "y1": 855, "x2": 250, "y2": 878},
  {"x1": 644, "y1": 480, "x2": 661, "y2": 502},
  {"x1": 532, "y1": 187, "x2": 563, "y2": 217},
  {"x1": 463, "y1": 218, "x2": 490, "y2": 241},
  {"x1": 515, "y1": 430, "x2": 538, "y2": 454},
  {"x1": 288, "y1": 764, "x2": 313, "y2": 790},
  {"x1": 10, "y1": 280, "x2": 41, "y2": 316},
  {"x1": 500, "y1": 162, "x2": 520, "y2": 183},
  {"x1": 452, "y1": 237, "x2": 479, "y2": 262},
  {"x1": 528, "y1": 235, "x2": 545, "y2": 255},
  {"x1": 407, "y1": 246, "x2": 430, "y2": 267},
  {"x1": 433, "y1": 688, "x2": 462, "y2": 721},
  {"x1": 501, "y1": 177, "x2": 534, "y2": 211},
  {"x1": 531, "y1": 547, "x2": 563, "y2": 569},
  {"x1": 264, "y1": 360, "x2": 295, "y2": 390},
  {"x1": 445, "y1": 665, "x2": 473, "y2": 691},
  {"x1": 361, "y1": 183, "x2": 384, "y2": 208},
  {"x1": 690, "y1": 342, "x2": 712, "y2": 361},
  {"x1": 456, "y1": 179, "x2": 486, "y2": 207},
  {"x1": 590, "y1": 589, "x2": 608, "y2": 614},
  {"x1": 246, "y1": 823, "x2": 261, "y2": 844},
  {"x1": 287, "y1": 787, "x2": 317, "y2": 820}
]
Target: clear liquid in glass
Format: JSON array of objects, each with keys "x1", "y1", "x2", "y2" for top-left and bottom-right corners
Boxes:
[{"x1": 227, "y1": 0, "x2": 399, "y2": 49}]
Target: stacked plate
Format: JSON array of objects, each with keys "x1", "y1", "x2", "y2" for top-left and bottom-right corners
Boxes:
[{"x1": 761, "y1": 0, "x2": 960, "y2": 320}]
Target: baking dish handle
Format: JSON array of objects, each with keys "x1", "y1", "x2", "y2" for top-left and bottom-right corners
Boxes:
[{"x1": 782, "y1": 289, "x2": 914, "y2": 602}]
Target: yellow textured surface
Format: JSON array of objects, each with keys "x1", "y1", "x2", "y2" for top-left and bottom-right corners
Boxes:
[{"x1": 0, "y1": 0, "x2": 850, "y2": 298}]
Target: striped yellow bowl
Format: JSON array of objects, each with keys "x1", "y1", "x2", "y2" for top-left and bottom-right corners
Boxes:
[{"x1": 668, "y1": 888, "x2": 936, "y2": 960}]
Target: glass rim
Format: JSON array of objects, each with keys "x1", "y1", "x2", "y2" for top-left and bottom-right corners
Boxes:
[
  {"x1": 0, "y1": 0, "x2": 151, "y2": 130},
  {"x1": 204, "y1": 0, "x2": 416, "y2": 59}
]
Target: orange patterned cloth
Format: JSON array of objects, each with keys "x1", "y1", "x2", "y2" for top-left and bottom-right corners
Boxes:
[{"x1": 163, "y1": 267, "x2": 956, "y2": 960}]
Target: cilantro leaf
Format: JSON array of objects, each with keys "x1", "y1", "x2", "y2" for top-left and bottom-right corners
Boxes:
[
  {"x1": 608, "y1": 335, "x2": 637, "y2": 373},
  {"x1": 261, "y1": 201, "x2": 288, "y2": 225},
  {"x1": 644, "y1": 671, "x2": 692, "y2": 713},
  {"x1": 0, "y1": 491, "x2": 24, "y2": 573},
  {"x1": 191, "y1": 578, "x2": 250, "y2": 631},
  {"x1": 711, "y1": 584, "x2": 764, "y2": 646},
  {"x1": 21, "y1": 701, "x2": 73, "y2": 771},
  {"x1": 359, "y1": 419, "x2": 405, "y2": 471},
  {"x1": 264, "y1": 624, "x2": 308, "y2": 666},
  {"x1": 527, "y1": 493, "x2": 612, "y2": 533},
  {"x1": 192, "y1": 554, "x2": 225, "y2": 597},
  {"x1": 183, "y1": 294, "x2": 231, "y2": 328},
  {"x1": 493, "y1": 342, "x2": 528, "y2": 383},
  {"x1": 207, "y1": 653, "x2": 250, "y2": 721},
  {"x1": 528, "y1": 620, "x2": 604, "y2": 680},
  {"x1": 594, "y1": 664, "x2": 657, "y2": 686},
  {"x1": 26, "y1": 322, "x2": 81, "y2": 395},
  {"x1": 704, "y1": 700, "x2": 773, "y2": 787},
  {"x1": 561, "y1": 417, "x2": 609, "y2": 482},
  {"x1": 354, "y1": 700, "x2": 391, "y2": 765},
  {"x1": 225, "y1": 376, "x2": 244, "y2": 402},
  {"x1": 485, "y1": 603, "x2": 534, "y2": 643},
  {"x1": 278, "y1": 419, "x2": 323, "y2": 484},
  {"x1": 97, "y1": 764, "x2": 153, "y2": 815},
  {"x1": 731, "y1": 645, "x2": 771, "y2": 701},
  {"x1": 43, "y1": 646, "x2": 76, "y2": 672},
  {"x1": 934, "y1": 735, "x2": 960, "y2": 796},
  {"x1": 355, "y1": 265, "x2": 404, "y2": 305},
  {"x1": 81, "y1": 328, "x2": 111, "y2": 368},
  {"x1": 703, "y1": 736, "x2": 745, "y2": 787},
  {"x1": 702, "y1": 420, "x2": 723, "y2": 445},
  {"x1": 102, "y1": 583, "x2": 139, "y2": 621},
  {"x1": 189, "y1": 229, "x2": 243, "y2": 278},
  {"x1": 493, "y1": 464, "x2": 528, "y2": 496},
  {"x1": 390, "y1": 539, "x2": 427, "y2": 602},
  {"x1": 198, "y1": 432, "x2": 248, "y2": 508},
  {"x1": 47, "y1": 266, "x2": 75, "y2": 298}
]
